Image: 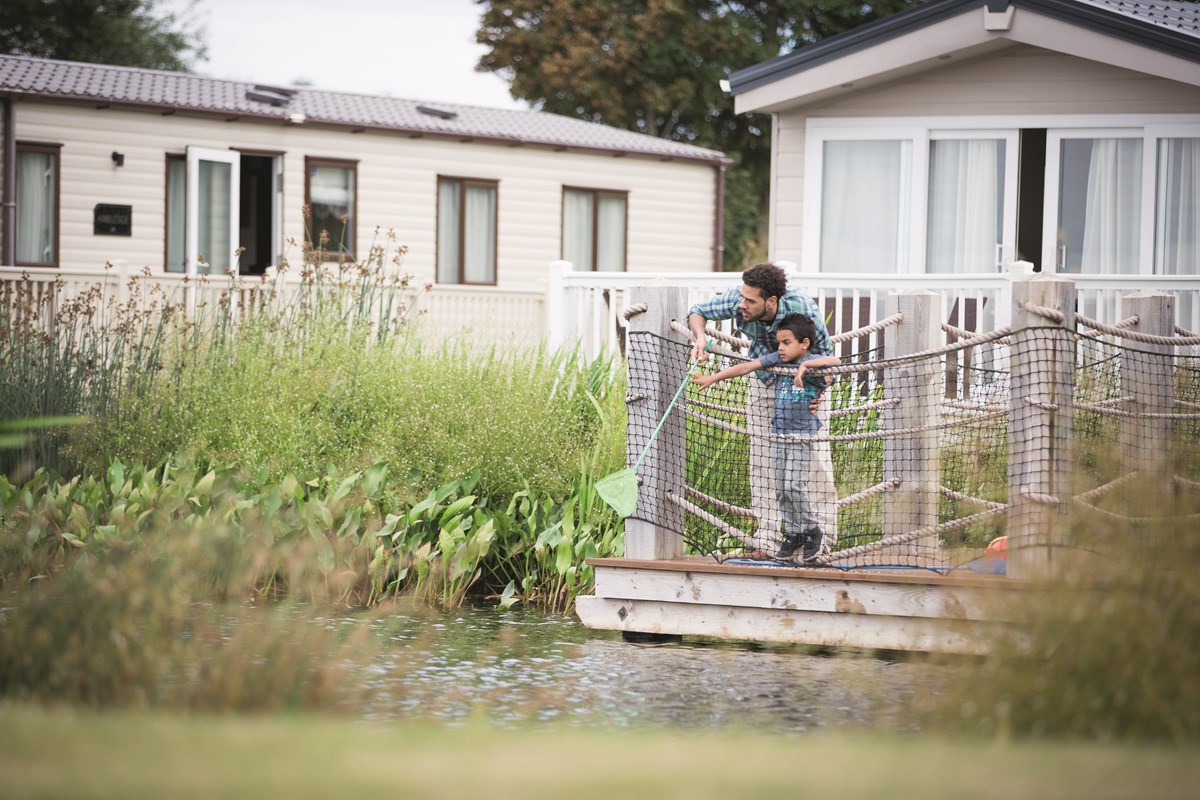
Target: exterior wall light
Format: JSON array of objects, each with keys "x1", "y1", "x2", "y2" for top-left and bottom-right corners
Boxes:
[{"x1": 111, "y1": 151, "x2": 125, "y2": 167}]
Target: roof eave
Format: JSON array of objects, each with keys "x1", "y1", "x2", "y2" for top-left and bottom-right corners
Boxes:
[{"x1": 2, "y1": 89, "x2": 729, "y2": 166}]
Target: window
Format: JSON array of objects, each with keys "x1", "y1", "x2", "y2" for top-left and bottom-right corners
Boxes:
[
  {"x1": 15, "y1": 143, "x2": 60, "y2": 266},
  {"x1": 1155, "y1": 137, "x2": 1199, "y2": 276},
  {"x1": 437, "y1": 176, "x2": 497, "y2": 284},
  {"x1": 305, "y1": 157, "x2": 356, "y2": 260},
  {"x1": 806, "y1": 117, "x2": 1198, "y2": 276},
  {"x1": 165, "y1": 155, "x2": 186, "y2": 272},
  {"x1": 820, "y1": 140, "x2": 909, "y2": 273},
  {"x1": 1055, "y1": 136, "x2": 1142, "y2": 274},
  {"x1": 563, "y1": 187, "x2": 627, "y2": 271},
  {"x1": 926, "y1": 138, "x2": 1007, "y2": 273}
]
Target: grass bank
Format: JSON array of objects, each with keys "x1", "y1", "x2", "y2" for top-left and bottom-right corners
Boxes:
[{"x1": 2, "y1": 705, "x2": 1198, "y2": 800}]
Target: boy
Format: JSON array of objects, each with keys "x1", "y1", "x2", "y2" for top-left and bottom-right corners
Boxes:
[{"x1": 691, "y1": 313, "x2": 841, "y2": 563}]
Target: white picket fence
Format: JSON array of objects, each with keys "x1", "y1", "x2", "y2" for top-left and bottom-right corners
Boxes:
[{"x1": 4, "y1": 262, "x2": 1198, "y2": 357}]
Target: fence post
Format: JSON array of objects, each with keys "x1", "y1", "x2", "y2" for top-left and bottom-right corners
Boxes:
[
  {"x1": 879, "y1": 289, "x2": 942, "y2": 565},
  {"x1": 1120, "y1": 292, "x2": 1175, "y2": 517},
  {"x1": 623, "y1": 283, "x2": 690, "y2": 560},
  {"x1": 545, "y1": 259, "x2": 573, "y2": 350},
  {"x1": 1007, "y1": 275, "x2": 1075, "y2": 580}
]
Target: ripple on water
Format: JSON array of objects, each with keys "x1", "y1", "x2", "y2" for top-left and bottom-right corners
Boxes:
[{"x1": 349, "y1": 606, "x2": 953, "y2": 732}]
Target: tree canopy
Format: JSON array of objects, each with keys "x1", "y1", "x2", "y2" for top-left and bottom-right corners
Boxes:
[
  {"x1": 476, "y1": 0, "x2": 919, "y2": 269},
  {"x1": 0, "y1": 0, "x2": 206, "y2": 72}
]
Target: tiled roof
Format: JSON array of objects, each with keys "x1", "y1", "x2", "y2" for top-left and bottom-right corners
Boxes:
[
  {"x1": 0, "y1": 54, "x2": 727, "y2": 164},
  {"x1": 1075, "y1": 0, "x2": 1200, "y2": 37},
  {"x1": 730, "y1": 0, "x2": 1200, "y2": 96}
]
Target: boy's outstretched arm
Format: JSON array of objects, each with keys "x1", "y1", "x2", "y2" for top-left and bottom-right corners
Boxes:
[{"x1": 691, "y1": 357, "x2": 763, "y2": 390}]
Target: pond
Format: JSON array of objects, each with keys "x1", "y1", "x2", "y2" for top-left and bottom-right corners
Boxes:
[{"x1": 347, "y1": 606, "x2": 951, "y2": 732}]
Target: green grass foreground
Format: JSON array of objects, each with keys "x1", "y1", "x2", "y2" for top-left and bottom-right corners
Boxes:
[{"x1": 2, "y1": 705, "x2": 1198, "y2": 800}]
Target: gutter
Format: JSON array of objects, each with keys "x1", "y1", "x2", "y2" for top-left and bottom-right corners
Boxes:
[
  {"x1": 712, "y1": 162, "x2": 725, "y2": 272},
  {"x1": 1, "y1": 95, "x2": 13, "y2": 268}
]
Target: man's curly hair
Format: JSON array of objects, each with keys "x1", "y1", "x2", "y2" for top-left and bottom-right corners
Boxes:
[{"x1": 741, "y1": 263, "x2": 788, "y2": 302}]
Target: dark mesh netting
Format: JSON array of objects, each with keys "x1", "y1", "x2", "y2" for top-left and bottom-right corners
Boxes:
[{"x1": 623, "y1": 324, "x2": 1200, "y2": 572}]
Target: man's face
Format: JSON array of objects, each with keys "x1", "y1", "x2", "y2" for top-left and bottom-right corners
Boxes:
[{"x1": 738, "y1": 284, "x2": 776, "y2": 322}]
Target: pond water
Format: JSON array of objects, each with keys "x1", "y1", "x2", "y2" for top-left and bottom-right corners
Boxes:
[{"x1": 346, "y1": 606, "x2": 952, "y2": 733}]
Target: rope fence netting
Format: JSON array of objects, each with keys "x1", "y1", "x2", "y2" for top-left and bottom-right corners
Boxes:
[{"x1": 624, "y1": 325, "x2": 1200, "y2": 574}]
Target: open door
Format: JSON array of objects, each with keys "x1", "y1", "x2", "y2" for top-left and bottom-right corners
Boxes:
[{"x1": 185, "y1": 147, "x2": 241, "y2": 276}]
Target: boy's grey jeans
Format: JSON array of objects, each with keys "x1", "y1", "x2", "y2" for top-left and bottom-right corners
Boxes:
[{"x1": 747, "y1": 379, "x2": 839, "y2": 552}]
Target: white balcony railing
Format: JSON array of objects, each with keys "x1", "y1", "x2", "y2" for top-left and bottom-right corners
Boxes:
[{"x1": 4, "y1": 262, "x2": 1198, "y2": 360}]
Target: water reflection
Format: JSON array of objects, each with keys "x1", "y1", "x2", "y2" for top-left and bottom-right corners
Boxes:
[{"x1": 352, "y1": 606, "x2": 947, "y2": 732}]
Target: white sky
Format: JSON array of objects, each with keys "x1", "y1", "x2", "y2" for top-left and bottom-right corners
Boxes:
[{"x1": 163, "y1": 0, "x2": 528, "y2": 109}]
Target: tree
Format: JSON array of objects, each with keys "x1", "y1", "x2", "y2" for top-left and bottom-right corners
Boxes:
[
  {"x1": 476, "y1": 0, "x2": 919, "y2": 270},
  {"x1": 0, "y1": 0, "x2": 206, "y2": 72}
]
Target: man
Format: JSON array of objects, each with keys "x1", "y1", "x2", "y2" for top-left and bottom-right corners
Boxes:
[{"x1": 687, "y1": 263, "x2": 838, "y2": 557}]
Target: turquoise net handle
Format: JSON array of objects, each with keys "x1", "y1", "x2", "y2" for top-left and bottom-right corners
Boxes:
[{"x1": 631, "y1": 337, "x2": 712, "y2": 473}]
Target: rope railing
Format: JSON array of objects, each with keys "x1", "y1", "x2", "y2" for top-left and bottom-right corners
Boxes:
[
  {"x1": 939, "y1": 486, "x2": 1006, "y2": 511},
  {"x1": 1073, "y1": 403, "x2": 1200, "y2": 420},
  {"x1": 836, "y1": 478, "x2": 901, "y2": 508},
  {"x1": 816, "y1": 505, "x2": 1009, "y2": 565},
  {"x1": 621, "y1": 302, "x2": 647, "y2": 321},
  {"x1": 1074, "y1": 311, "x2": 1200, "y2": 345},
  {"x1": 684, "y1": 485, "x2": 755, "y2": 518},
  {"x1": 829, "y1": 312, "x2": 904, "y2": 344},
  {"x1": 666, "y1": 491, "x2": 757, "y2": 549},
  {"x1": 940, "y1": 399, "x2": 1006, "y2": 414},
  {"x1": 670, "y1": 317, "x2": 1015, "y2": 377},
  {"x1": 831, "y1": 398, "x2": 900, "y2": 418},
  {"x1": 684, "y1": 406, "x2": 1009, "y2": 444},
  {"x1": 1072, "y1": 473, "x2": 1140, "y2": 503},
  {"x1": 1023, "y1": 302, "x2": 1065, "y2": 324}
]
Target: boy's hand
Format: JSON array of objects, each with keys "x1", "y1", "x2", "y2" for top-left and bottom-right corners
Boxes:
[
  {"x1": 690, "y1": 371, "x2": 714, "y2": 389},
  {"x1": 793, "y1": 362, "x2": 808, "y2": 387}
]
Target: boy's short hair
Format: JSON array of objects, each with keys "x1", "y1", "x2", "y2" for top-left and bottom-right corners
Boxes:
[
  {"x1": 777, "y1": 313, "x2": 816, "y2": 345},
  {"x1": 741, "y1": 263, "x2": 788, "y2": 302}
]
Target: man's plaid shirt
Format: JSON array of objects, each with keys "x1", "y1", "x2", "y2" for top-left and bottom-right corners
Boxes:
[{"x1": 689, "y1": 286, "x2": 832, "y2": 385}]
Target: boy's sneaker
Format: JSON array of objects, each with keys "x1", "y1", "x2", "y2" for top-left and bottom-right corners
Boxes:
[
  {"x1": 774, "y1": 532, "x2": 803, "y2": 560},
  {"x1": 799, "y1": 527, "x2": 827, "y2": 564}
]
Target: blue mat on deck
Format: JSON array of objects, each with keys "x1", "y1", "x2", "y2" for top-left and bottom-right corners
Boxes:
[{"x1": 724, "y1": 556, "x2": 1005, "y2": 575}]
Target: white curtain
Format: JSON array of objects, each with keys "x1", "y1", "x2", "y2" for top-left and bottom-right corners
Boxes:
[
  {"x1": 166, "y1": 159, "x2": 186, "y2": 273},
  {"x1": 197, "y1": 160, "x2": 231, "y2": 274},
  {"x1": 563, "y1": 189, "x2": 594, "y2": 270},
  {"x1": 1079, "y1": 138, "x2": 1142, "y2": 275},
  {"x1": 309, "y1": 165, "x2": 354, "y2": 254},
  {"x1": 437, "y1": 180, "x2": 460, "y2": 283},
  {"x1": 821, "y1": 140, "x2": 904, "y2": 273},
  {"x1": 464, "y1": 185, "x2": 496, "y2": 283},
  {"x1": 926, "y1": 139, "x2": 1003, "y2": 273},
  {"x1": 596, "y1": 195, "x2": 626, "y2": 272},
  {"x1": 1155, "y1": 138, "x2": 1199, "y2": 276},
  {"x1": 15, "y1": 151, "x2": 55, "y2": 264}
]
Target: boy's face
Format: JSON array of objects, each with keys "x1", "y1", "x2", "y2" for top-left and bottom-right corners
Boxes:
[{"x1": 775, "y1": 328, "x2": 809, "y2": 362}]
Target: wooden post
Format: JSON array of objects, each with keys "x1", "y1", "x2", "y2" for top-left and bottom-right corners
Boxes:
[
  {"x1": 1007, "y1": 275, "x2": 1075, "y2": 580},
  {"x1": 623, "y1": 284, "x2": 689, "y2": 560},
  {"x1": 545, "y1": 259, "x2": 573, "y2": 350},
  {"x1": 1119, "y1": 292, "x2": 1175, "y2": 518},
  {"x1": 879, "y1": 290, "x2": 941, "y2": 565}
]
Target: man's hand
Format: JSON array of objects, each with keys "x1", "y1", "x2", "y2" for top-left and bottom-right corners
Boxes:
[{"x1": 688, "y1": 314, "x2": 709, "y2": 363}]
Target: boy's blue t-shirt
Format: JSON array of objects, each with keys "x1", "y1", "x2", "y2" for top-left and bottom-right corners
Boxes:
[{"x1": 758, "y1": 351, "x2": 825, "y2": 435}]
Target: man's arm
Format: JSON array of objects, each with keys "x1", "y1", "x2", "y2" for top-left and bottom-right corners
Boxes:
[{"x1": 687, "y1": 288, "x2": 740, "y2": 363}]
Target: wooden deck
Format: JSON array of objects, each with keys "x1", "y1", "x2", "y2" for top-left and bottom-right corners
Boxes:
[{"x1": 575, "y1": 557, "x2": 1024, "y2": 655}]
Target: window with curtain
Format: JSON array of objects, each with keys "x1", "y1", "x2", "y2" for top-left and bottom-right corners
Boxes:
[
  {"x1": 563, "y1": 187, "x2": 627, "y2": 272},
  {"x1": 1155, "y1": 138, "x2": 1199, "y2": 276},
  {"x1": 437, "y1": 177, "x2": 498, "y2": 284},
  {"x1": 305, "y1": 157, "x2": 356, "y2": 260},
  {"x1": 820, "y1": 140, "x2": 907, "y2": 273},
  {"x1": 1058, "y1": 138, "x2": 1142, "y2": 274},
  {"x1": 926, "y1": 139, "x2": 1005, "y2": 273},
  {"x1": 165, "y1": 155, "x2": 186, "y2": 272},
  {"x1": 15, "y1": 143, "x2": 59, "y2": 266}
]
